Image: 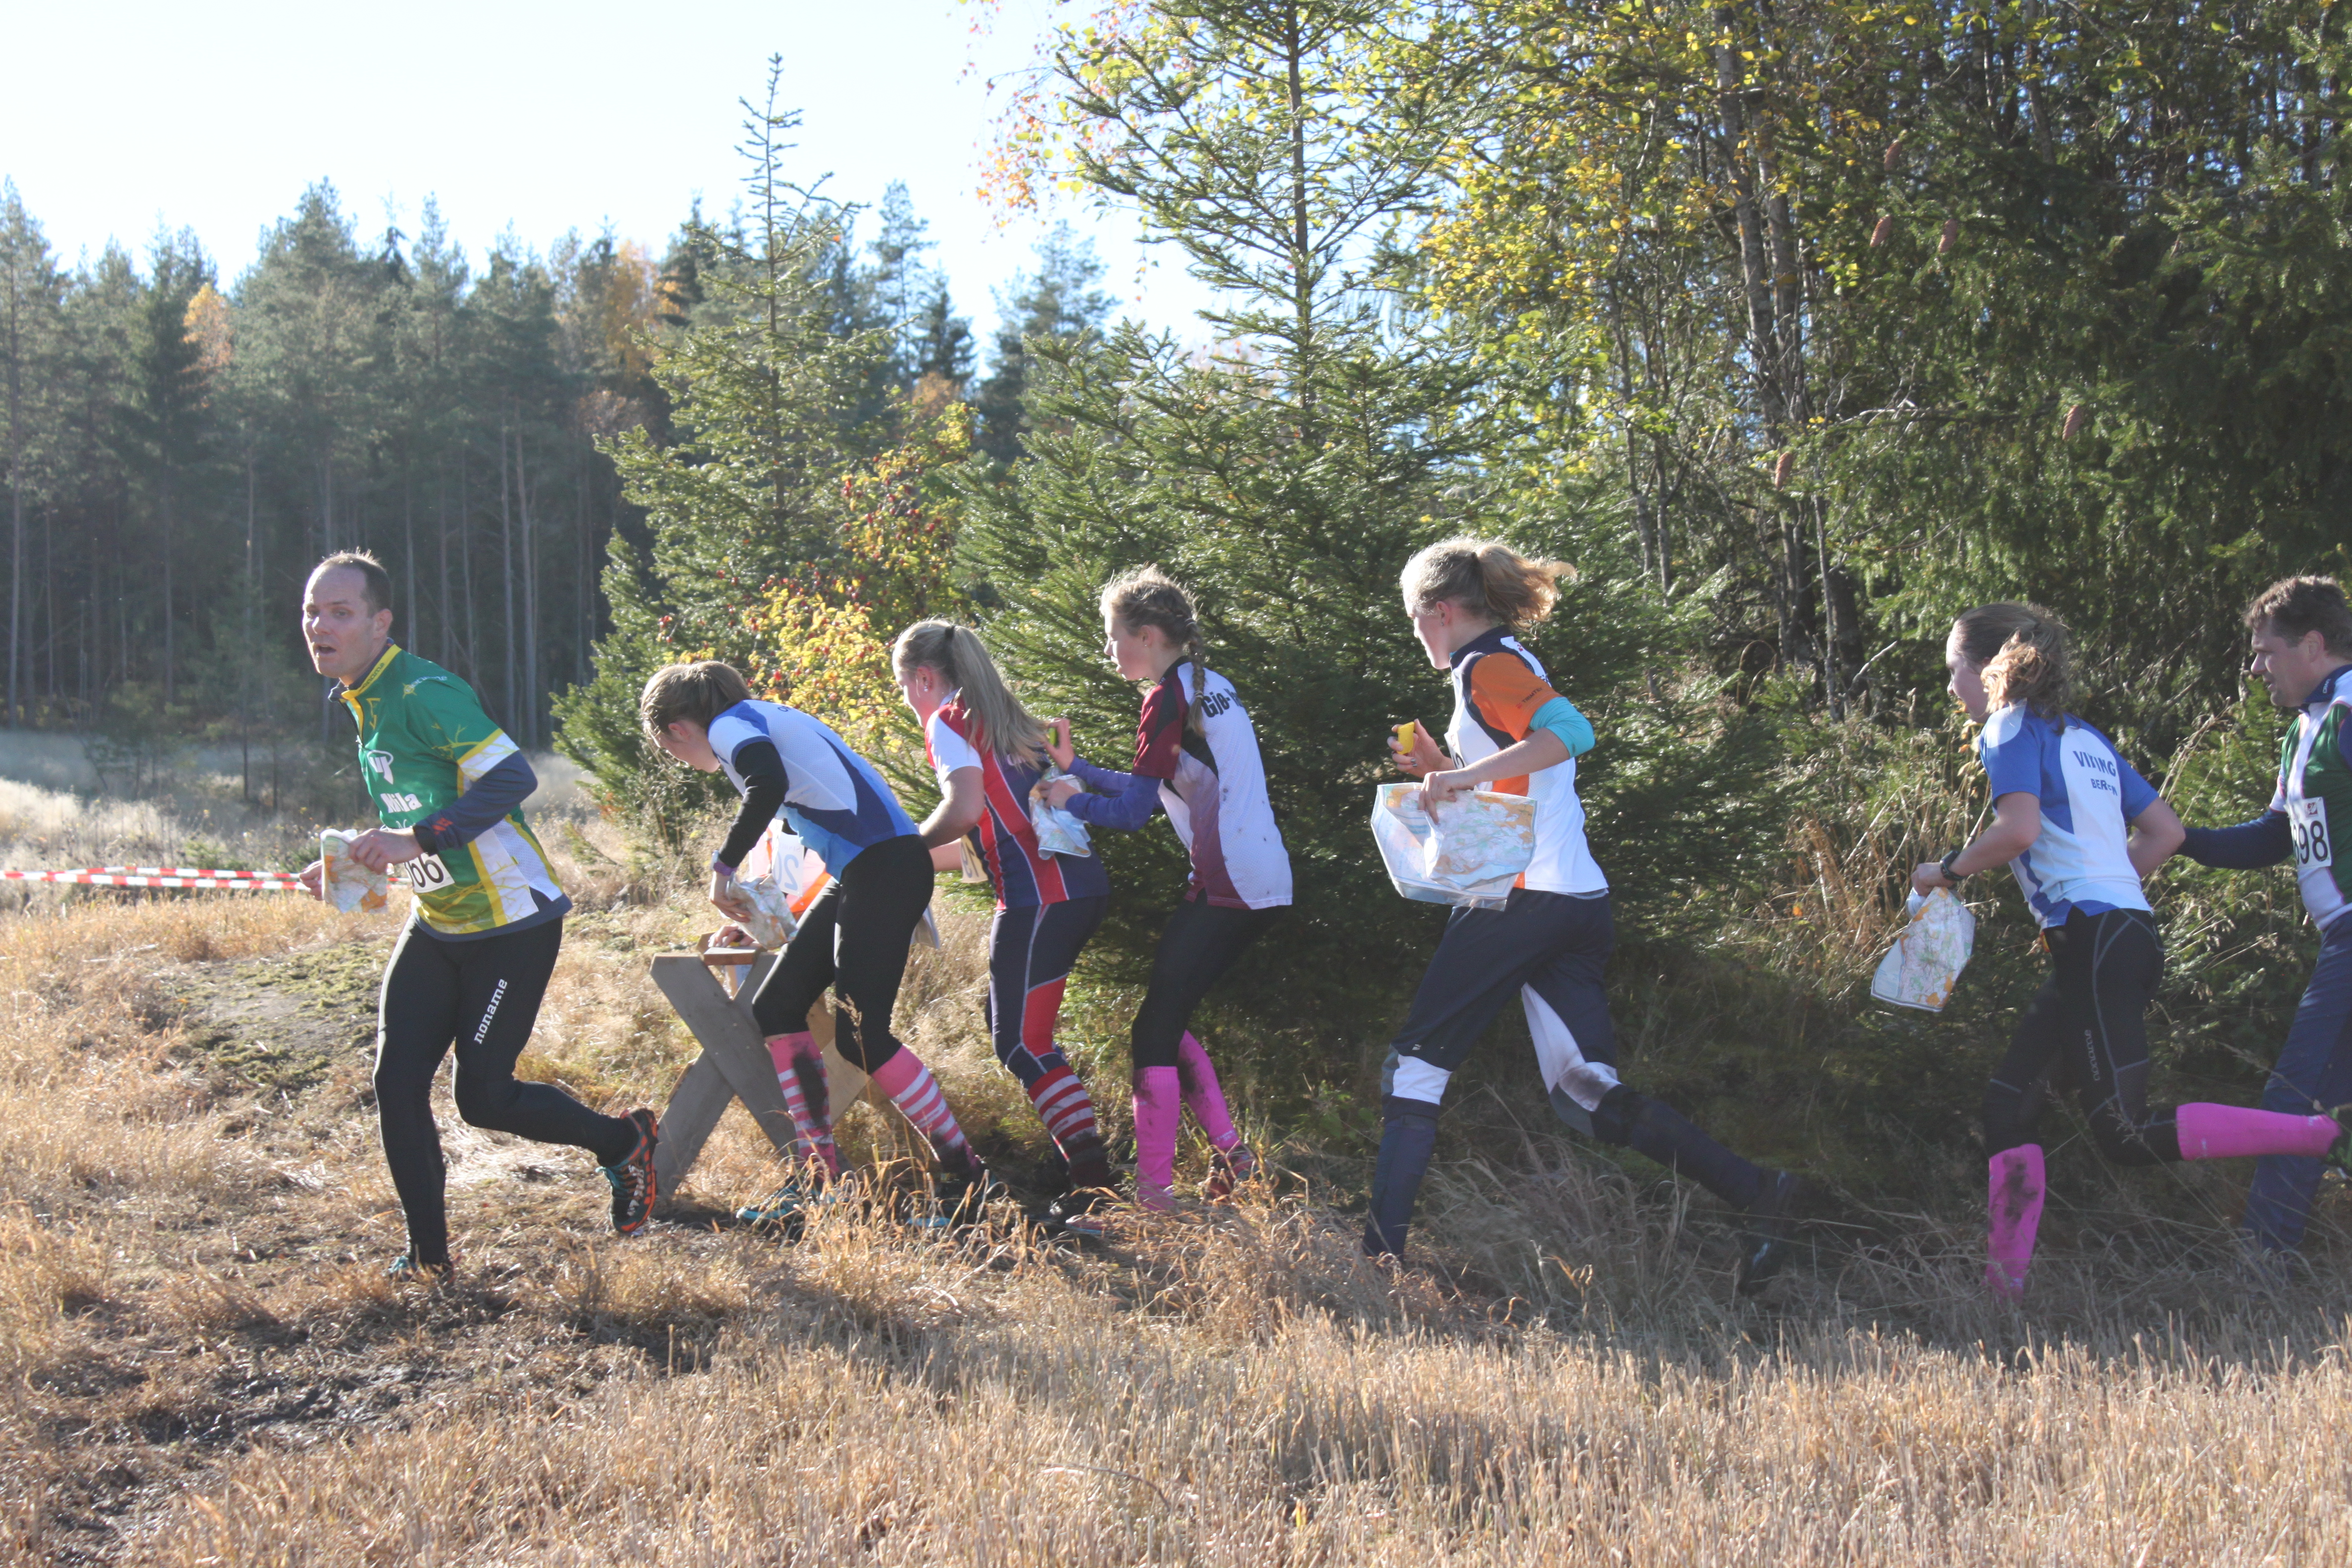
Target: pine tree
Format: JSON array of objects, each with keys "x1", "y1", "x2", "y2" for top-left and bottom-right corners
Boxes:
[{"x1": 0, "y1": 183, "x2": 64, "y2": 728}]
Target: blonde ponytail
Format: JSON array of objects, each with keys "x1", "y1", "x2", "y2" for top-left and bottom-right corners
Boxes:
[
  {"x1": 1951, "y1": 602, "x2": 2072, "y2": 721},
  {"x1": 1400, "y1": 537, "x2": 1577, "y2": 633},
  {"x1": 891, "y1": 621, "x2": 1051, "y2": 766}
]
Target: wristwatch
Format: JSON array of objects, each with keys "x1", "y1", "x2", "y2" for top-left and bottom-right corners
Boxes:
[{"x1": 1938, "y1": 848, "x2": 1968, "y2": 883}]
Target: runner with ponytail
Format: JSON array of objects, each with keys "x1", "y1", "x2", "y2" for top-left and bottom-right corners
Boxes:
[
  {"x1": 1912, "y1": 602, "x2": 2351, "y2": 1300},
  {"x1": 893, "y1": 621, "x2": 1120, "y2": 1235},
  {"x1": 1372, "y1": 538, "x2": 1806, "y2": 1291},
  {"x1": 1041, "y1": 567, "x2": 1291, "y2": 1212},
  {"x1": 642, "y1": 661, "x2": 993, "y2": 1220}
]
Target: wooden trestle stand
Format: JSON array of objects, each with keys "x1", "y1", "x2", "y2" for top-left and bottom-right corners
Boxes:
[{"x1": 647, "y1": 946, "x2": 870, "y2": 1209}]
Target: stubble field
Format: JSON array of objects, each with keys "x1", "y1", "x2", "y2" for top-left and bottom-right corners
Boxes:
[{"x1": 3, "y1": 788, "x2": 2352, "y2": 1565}]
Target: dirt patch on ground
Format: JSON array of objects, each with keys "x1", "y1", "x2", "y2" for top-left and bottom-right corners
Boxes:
[{"x1": 158, "y1": 943, "x2": 383, "y2": 1098}]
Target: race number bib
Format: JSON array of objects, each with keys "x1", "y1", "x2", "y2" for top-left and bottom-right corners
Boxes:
[
  {"x1": 2290, "y1": 796, "x2": 2333, "y2": 873},
  {"x1": 402, "y1": 853, "x2": 454, "y2": 893}
]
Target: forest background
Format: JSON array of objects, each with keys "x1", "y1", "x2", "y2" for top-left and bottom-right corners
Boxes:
[{"x1": 5, "y1": 0, "x2": 2348, "y2": 1209}]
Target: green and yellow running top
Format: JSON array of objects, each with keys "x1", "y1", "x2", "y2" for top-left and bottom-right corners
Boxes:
[{"x1": 338, "y1": 643, "x2": 568, "y2": 936}]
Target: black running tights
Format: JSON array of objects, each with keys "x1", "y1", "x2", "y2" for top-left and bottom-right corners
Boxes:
[
  {"x1": 1982, "y1": 906, "x2": 2180, "y2": 1166},
  {"x1": 375, "y1": 918, "x2": 636, "y2": 1266}
]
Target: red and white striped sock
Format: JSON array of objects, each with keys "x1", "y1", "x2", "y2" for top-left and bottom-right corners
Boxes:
[
  {"x1": 764, "y1": 1032, "x2": 840, "y2": 1177},
  {"x1": 869, "y1": 1049, "x2": 976, "y2": 1172},
  {"x1": 1028, "y1": 1064, "x2": 1109, "y2": 1185}
]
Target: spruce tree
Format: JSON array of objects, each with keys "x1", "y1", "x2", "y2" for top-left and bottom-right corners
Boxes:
[
  {"x1": 552, "y1": 59, "x2": 883, "y2": 835},
  {"x1": 959, "y1": 0, "x2": 1506, "y2": 1054},
  {"x1": 973, "y1": 223, "x2": 1114, "y2": 465}
]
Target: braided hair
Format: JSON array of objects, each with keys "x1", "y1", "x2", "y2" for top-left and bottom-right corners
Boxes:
[{"x1": 1101, "y1": 566, "x2": 1212, "y2": 735}]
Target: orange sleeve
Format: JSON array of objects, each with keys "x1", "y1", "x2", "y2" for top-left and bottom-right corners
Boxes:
[{"x1": 1467, "y1": 653, "x2": 1560, "y2": 742}]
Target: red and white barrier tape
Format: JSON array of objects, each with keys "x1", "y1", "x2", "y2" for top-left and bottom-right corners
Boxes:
[{"x1": 0, "y1": 866, "x2": 308, "y2": 890}]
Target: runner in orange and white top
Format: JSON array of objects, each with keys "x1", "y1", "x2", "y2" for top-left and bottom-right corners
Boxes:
[{"x1": 1373, "y1": 538, "x2": 1802, "y2": 1291}]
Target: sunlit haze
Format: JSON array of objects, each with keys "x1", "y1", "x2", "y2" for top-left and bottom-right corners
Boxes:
[{"x1": 1, "y1": 0, "x2": 1217, "y2": 346}]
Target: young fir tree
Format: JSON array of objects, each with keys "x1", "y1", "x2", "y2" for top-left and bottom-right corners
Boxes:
[{"x1": 552, "y1": 59, "x2": 883, "y2": 837}]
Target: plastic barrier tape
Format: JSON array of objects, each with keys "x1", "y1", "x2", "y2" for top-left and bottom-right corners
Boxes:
[{"x1": 0, "y1": 866, "x2": 313, "y2": 890}]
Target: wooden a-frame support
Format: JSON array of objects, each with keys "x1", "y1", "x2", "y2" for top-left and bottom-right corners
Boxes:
[{"x1": 647, "y1": 952, "x2": 870, "y2": 1208}]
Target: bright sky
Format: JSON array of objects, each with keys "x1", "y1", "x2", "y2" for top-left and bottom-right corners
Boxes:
[{"x1": 0, "y1": 0, "x2": 1216, "y2": 353}]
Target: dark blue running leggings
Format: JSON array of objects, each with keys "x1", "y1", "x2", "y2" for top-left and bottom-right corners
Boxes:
[{"x1": 2245, "y1": 913, "x2": 2352, "y2": 1252}]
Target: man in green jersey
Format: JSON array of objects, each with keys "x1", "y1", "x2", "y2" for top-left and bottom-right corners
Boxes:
[
  {"x1": 2164, "y1": 575, "x2": 2352, "y2": 1256},
  {"x1": 294, "y1": 551, "x2": 657, "y2": 1278}
]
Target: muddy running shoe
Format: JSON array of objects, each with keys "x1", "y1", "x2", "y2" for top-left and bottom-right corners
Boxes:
[
  {"x1": 602, "y1": 1108, "x2": 660, "y2": 1235},
  {"x1": 1202, "y1": 1143, "x2": 1258, "y2": 1203},
  {"x1": 1733, "y1": 1170, "x2": 1805, "y2": 1296}
]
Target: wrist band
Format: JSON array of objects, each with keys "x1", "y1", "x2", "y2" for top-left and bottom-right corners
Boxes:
[
  {"x1": 1939, "y1": 848, "x2": 1967, "y2": 883},
  {"x1": 710, "y1": 855, "x2": 734, "y2": 878}
]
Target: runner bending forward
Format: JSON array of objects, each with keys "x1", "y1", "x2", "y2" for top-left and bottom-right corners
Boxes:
[
  {"x1": 642, "y1": 661, "x2": 988, "y2": 1209},
  {"x1": 1911, "y1": 601, "x2": 2349, "y2": 1300},
  {"x1": 1042, "y1": 567, "x2": 1288, "y2": 1212},
  {"x1": 1376, "y1": 538, "x2": 1803, "y2": 1291},
  {"x1": 298, "y1": 551, "x2": 658, "y2": 1280}
]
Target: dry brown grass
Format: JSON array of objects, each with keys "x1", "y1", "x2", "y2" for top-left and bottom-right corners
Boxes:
[{"x1": 3, "y1": 800, "x2": 2352, "y2": 1564}]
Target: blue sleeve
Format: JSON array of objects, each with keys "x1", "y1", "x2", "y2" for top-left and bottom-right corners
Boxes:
[
  {"x1": 1528, "y1": 696, "x2": 1594, "y2": 758},
  {"x1": 2180, "y1": 812, "x2": 2295, "y2": 870},
  {"x1": 2116, "y1": 754, "x2": 2158, "y2": 820},
  {"x1": 1062, "y1": 759, "x2": 1162, "y2": 832},
  {"x1": 1977, "y1": 728, "x2": 2041, "y2": 801},
  {"x1": 412, "y1": 751, "x2": 536, "y2": 854}
]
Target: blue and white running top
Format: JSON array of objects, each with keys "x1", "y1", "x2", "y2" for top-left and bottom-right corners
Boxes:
[
  {"x1": 708, "y1": 699, "x2": 918, "y2": 875},
  {"x1": 1975, "y1": 705, "x2": 2157, "y2": 927}
]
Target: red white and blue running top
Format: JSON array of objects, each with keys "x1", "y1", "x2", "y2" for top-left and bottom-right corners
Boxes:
[
  {"x1": 1974, "y1": 705, "x2": 2157, "y2": 928},
  {"x1": 1447, "y1": 627, "x2": 1606, "y2": 896},
  {"x1": 1064, "y1": 660, "x2": 1292, "y2": 910},
  {"x1": 925, "y1": 693, "x2": 1110, "y2": 911},
  {"x1": 708, "y1": 698, "x2": 918, "y2": 876}
]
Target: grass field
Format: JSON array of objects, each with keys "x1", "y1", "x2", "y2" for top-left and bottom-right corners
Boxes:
[{"x1": 3, "y1": 783, "x2": 2352, "y2": 1565}]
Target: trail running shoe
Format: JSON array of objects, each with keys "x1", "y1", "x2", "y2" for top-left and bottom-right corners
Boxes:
[
  {"x1": 1733, "y1": 1170, "x2": 1804, "y2": 1296},
  {"x1": 735, "y1": 1176, "x2": 813, "y2": 1227},
  {"x1": 602, "y1": 1108, "x2": 660, "y2": 1235},
  {"x1": 1203, "y1": 1143, "x2": 1258, "y2": 1203},
  {"x1": 910, "y1": 1164, "x2": 1004, "y2": 1232},
  {"x1": 1135, "y1": 1181, "x2": 1177, "y2": 1215},
  {"x1": 1042, "y1": 1187, "x2": 1110, "y2": 1241},
  {"x1": 386, "y1": 1254, "x2": 452, "y2": 1287}
]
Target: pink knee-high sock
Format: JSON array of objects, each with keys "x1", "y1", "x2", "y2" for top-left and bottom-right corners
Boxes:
[
  {"x1": 868, "y1": 1049, "x2": 977, "y2": 1172},
  {"x1": 764, "y1": 1032, "x2": 839, "y2": 1177},
  {"x1": 1176, "y1": 1032, "x2": 1240, "y2": 1152},
  {"x1": 1133, "y1": 1066, "x2": 1182, "y2": 1192},
  {"x1": 1986, "y1": 1144, "x2": 2046, "y2": 1302},
  {"x1": 2175, "y1": 1103, "x2": 2342, "y2": 1161}
]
